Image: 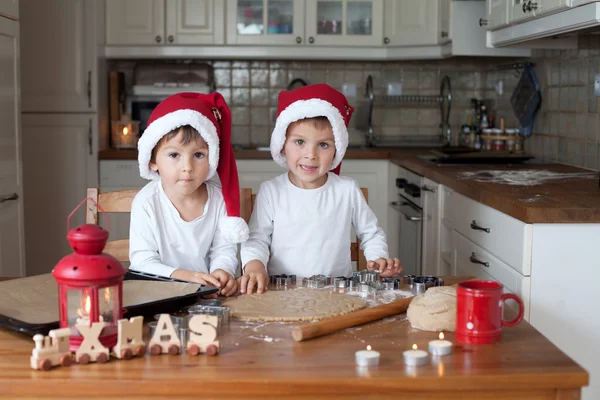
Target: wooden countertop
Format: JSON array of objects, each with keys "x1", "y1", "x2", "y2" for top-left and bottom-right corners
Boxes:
[
  {"x1": 0, "y1": 283, "x2": 588, "y2": 399},
  {"x1": 99, "y1": 147, "x2": 600, "y2": 223}
]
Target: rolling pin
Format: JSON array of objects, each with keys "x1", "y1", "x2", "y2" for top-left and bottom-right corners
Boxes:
[{"x1": 291, "y1": 295, "x2": 415, "y2": 342}]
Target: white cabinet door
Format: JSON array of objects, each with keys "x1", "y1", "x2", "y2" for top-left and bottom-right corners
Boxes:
[
  {"x1": 0, "y1": 0, "x2": 18, "y2": 20},
  {"x1": 306, "y1": 0, "x2": 383, "y2": 46},
  {"x1": 486, "y1": 0, "x2": 509, "y2": 29},
  {"x1": 0, "y1": 16, "x2": 25, "y2": 277},
  {"x1": 226, "y1": 0, "x2": 305, "y2": 45},
  {"x1": 383, "y1": 0, "x2": 442, "y2": 46},
  {"x1": 166, "y1": 0, "x2": 225, "y2": 45},
  {"x1": 106, "y1": 0, "x2": 165, "y2": 45},
  {"x1": 421, "y1": 178, "x2": 440, "y2": 277},
  {"x1": 509, "y1": 0, "x2": 535, "y2": 23},
  {"x1": 22, "y1": 114, "x2": 98, "y2": 277},
  {"x1": 535, "y1": 0, "x2": 571, "y2": 16},
  {"x1": 20, "y1": 0, "x2": 97, "y2": 112}
]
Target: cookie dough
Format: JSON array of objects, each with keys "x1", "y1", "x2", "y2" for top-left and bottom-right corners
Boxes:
[{"x1": 407, "y1": 286, "x2": 457, "y2": 332}]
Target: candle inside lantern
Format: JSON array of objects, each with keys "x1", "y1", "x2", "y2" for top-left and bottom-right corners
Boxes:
[
  {"x1": 403, "y1": 344, "x2": 428, "y2": 366},
  {"x1": 111, "y1": 117, "x2": 139, "y2": 149},
  {"x1": 355, "y1": 345, "x2": 380, "y2": 367},
  {"x1": 428, "y1": 332, "x2": 453, "y2": 356},
  {"x1": 76, "y1": 294, "x2": 103, "y2": 325}
]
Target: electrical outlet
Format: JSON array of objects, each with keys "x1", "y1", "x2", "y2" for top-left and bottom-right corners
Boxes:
[
  {"x1": 387, "y1": 82, "x2": 403, "y2": 96},
  {"x1": 595, "y1": 74, "x2": 600, "y2": 96},
  {"x1": 342, "y1": 83, "x2": 357, "y2": 97}
]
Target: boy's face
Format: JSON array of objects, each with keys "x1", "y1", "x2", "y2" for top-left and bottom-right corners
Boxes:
[
  {"x1": 282, "y1": 120, "x2": 336, "y2": 189},
  {"x1": 149, "y1": 131, "x2": 210, "y2": 198}
]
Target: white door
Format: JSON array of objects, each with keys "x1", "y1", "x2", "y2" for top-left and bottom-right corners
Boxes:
[
  {"x1": 20, "y1": 0, "x2": 97, "y2": 112},
  {"x1": 509, "y1": 0, "x2": 535, "y2": 23},
  {"x1": 165, "y1": 0, "x2": 225, "y2": 44},
  {"x1": 534, "y1": 0, "x2": 571, "y2": 16},
  {"x1": 306, "y1": 0, "x2": 383, "y2": 46},
  {"x1": 226, "y1": 0, "x2": 305, "y2": 45},
  {"x1": 383, "y1": 0, "x2": 440, "y2": 46},
  {"x1": 421, "y1": 178, "x2": 440, "y2": 277},
  {"x1": 0, "y1": 0, "x2": 18, "y2": 19},
  {"x1": 486, "y1": 0, "x2": 509, "y2": 29},
  {"x1": 0, "y1": 16, "x2": 25, "y2": 277},
  {"x1": 22, "y1": 114, "x2": 98, "y2": 277},
  {"x1": 106, "y1": 0, "x2": 165, "y2": 45}
]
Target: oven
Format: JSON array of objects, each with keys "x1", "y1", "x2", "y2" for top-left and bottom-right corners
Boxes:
[{"x1": 389, "y1": 168, "x2": 424, "y2": 277}]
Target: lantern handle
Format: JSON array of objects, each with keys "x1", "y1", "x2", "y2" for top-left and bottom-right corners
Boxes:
[{"x1": 67, "y1": 196, "x2": 110, "y2": 233}]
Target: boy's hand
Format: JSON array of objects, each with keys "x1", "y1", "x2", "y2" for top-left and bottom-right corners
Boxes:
[
  {"x1": 238, "y1": 260, "x2": 269, "y2": 295},
  {"x1": 367, "y1": 257, "x2": 402, "y2": 278},
  {"x1": 171, "y1": 269, "x2": 222, "y2": 288},
  {"x1": 211, "y1": 269, "x2": 238, "y2": 297}
]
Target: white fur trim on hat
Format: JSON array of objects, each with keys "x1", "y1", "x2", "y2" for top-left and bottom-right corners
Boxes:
[
  {"x1": 220, "y1": 216, "x2": 249, "y2": 243},
  {"x1": 138, "y1": 109, "x2": 220, "y2": 181},
  {"x1": 270, "y1": 99, "x2": 348, "y2": 170}
]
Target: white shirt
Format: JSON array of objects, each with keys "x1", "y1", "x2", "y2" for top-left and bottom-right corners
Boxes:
[
  {"x1": 129, "y1": 180, "x2": 238, "y2": 278},
  {"x1": 241, "y1": 173, "x2": 389, "y2": 277}
]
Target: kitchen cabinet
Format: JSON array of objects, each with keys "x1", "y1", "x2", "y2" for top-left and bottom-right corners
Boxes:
[
  {"x1": 227, "y1": 0, "x2": 383, "y2": 47},
  {"x1": 225, "y1": 0, "x2": 304, "y2": 45},
  {"x1": 486, "y1": 0, "x2": 509, "y2": 29},
  {"x1": 22, "y1": 114, "x2": 98, "y2": 277},
  {"x1": 106, "y1": 0, "x2": 225, "y2": 45},
  {"x1": 20, "y1": 0, "x2": 98, "y2": 112},
  {"x1": 534, "y1": 0, "x2": 572, "y2": 17},
  {"x1": 0, "y1": 12, "x2": 25, "y2": 278},
  {"x1": 383, "y1": 0, "x2": 449, "y2": 46},
  {"x1": 509, "y1": 0, "x2": 536, "y2": 23},
  {"x1": 421, "y1": 178, "x2": 440, "y2": 277},
  {"x1": 0, "y1": 0, "x2": 18, "y2": 19}
]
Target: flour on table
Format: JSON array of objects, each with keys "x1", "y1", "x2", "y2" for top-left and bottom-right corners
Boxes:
[
  {"x1": 223, "y1": 288, "x2": 366, "y2": 322},
  {"x1": 458, "y1": 170, "x2": 597, "y2": 186}
]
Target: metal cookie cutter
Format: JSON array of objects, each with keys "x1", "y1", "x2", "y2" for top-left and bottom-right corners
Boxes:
[
  {"x1": 359, "y1": 283, "x2": 377, "y2": 295},
  {"x1": 303, "y1": 276, "x2": 325, "y2": 289},
  {"x1": 411, "y1": 275, "x2": 445, "y2": 295},
  {"x1": 270, "y1": 274, "x2": 296, "y2": 287},
  {"x1": 381, "y1": 278, "x2": 400, "y2": 290},
  {"x1": 334, "y1": 276, "x2": 348, "y2": 289},
  {"x1": 403, "y1": 275, "x2": 416, "y2": 287}
]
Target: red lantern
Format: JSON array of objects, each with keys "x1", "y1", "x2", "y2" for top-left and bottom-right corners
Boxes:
[{"x1": 52, "y1": 198, "x2": 126, "y2": 351}]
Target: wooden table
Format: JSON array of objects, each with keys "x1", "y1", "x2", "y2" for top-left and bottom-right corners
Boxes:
[{"x1": 0, "y1": 281, "x2": 588, "y2": 399}]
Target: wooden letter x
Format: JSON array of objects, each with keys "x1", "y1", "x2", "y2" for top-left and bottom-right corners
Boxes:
[{"x1": 76, "y1": 322, "x2": 109, "y2": 363}]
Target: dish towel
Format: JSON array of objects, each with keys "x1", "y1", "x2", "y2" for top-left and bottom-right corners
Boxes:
[{"x1": 510, "y1": 64, "x2": 541, "y2": 137}]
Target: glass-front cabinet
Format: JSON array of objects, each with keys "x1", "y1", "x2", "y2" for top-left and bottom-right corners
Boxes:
[
  {"x1": 305, "y1": 0, "x2": 383, "y2": 46},
  {"x1": 226, "y1": 0, "x2": 305, "y2": 45}
]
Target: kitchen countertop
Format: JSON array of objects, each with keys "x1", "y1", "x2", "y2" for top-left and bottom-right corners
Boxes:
[
  {"x1": 0, "y1": 277, "x2": 588, "y2": 399},
  {"x1": 100, "y1": 147, "x2": 600, "y2": 224}
]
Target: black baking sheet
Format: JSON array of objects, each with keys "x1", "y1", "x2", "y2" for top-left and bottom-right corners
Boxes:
[{"x1": 0, "y1": 271, "x2": 218, "y2": 336}]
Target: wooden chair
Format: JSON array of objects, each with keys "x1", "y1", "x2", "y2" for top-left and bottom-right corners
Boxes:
[{"x1": 240, "y1": 188, "x2": 369, "y2": 271}]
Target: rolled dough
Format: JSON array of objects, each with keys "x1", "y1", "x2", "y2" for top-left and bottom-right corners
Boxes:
[
  {"x1": 406, "y1": 286, "x2": 456, "y2": 332},
  {"x1": 222, "y1": 288, "x2": 367, "y2": 322}
]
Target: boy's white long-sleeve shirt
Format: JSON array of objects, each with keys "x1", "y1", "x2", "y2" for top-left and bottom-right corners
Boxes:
[
  {"x1": 241, "y1": 172, "x2": 389, "y2": 277},
  {"x1": 129, "y1": 179, "x2": 238, "y2": 278}
]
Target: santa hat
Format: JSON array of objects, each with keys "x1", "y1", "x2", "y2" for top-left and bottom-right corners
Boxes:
[
  {"x1": 137, "y1": 92, "x2": 248, "y2": 243},
  {"x1": 270, "y1": 84, "x2": 354, "y2": 175}
]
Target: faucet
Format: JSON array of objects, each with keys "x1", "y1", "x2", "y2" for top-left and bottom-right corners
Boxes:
[{"x1": 287, "y1": 78, "x2": 308, "y2": 90}]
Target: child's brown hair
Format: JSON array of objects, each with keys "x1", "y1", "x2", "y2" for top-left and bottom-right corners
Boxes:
[
  {"x1": 286, "y1": 116, "x2": 331, "y2": 133},
  {"x1": 150, "y1": 125, "x2": 201, "y2": 162}
]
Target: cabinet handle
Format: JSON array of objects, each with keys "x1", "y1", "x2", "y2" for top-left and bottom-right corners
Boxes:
[
  {"x1": 470, "y1": 220, "x2": 490, "y2": 233},
  {"x1": 528, "y1": 1, "x2": 538, "y2": 10},
  {"x1": 87, "y1": 70, "x2": 91, "y2": 108},
  {"x1": 308, "y1": 36, "x2": 314, "y2": 44},
  {"x1": 168, "y1": 35, "x2": 174, "y2": 43},
  {"x1": 421, "y1": 185, "x2": 436, "y2": 193},
  {"x1": 522, "y1": 1, "x2": 528, "y2": 13},
  {"x1": 0, "y1": 193, "x2": 18, "y2": 203},
  {"x1": 155, "y1": 35, "x2": 162, "y2": 43},
  {"x1": 295, "y1": 36, "x2": 302, "y2": 44},
  {"x1": 383, "y1": 37, "x2": 390, "y2": 44},
  {"x1": 470, "y1": 252, "x2": 490, "y2": 268},
  {"x1": 479, "y1": 18, "x2": 488, "y2": 26},
  {"x1": 440, "y1": 31, "x2": 448, "y2": 38},
  {"x1": 88, "y1": 119, "x2": 93, "y2": 156}
]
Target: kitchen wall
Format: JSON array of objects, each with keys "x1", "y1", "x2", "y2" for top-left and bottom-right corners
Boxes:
[
  {"x1": 484, "y1": 34, "x2": 600, "y2": 170},
  {"x1": 110, "y1": 58, "x2": 513, "y2": 150}
]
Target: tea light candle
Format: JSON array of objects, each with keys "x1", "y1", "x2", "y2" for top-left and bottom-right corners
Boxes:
[
  {"x1": 428, "y1": 332, "x2": 453, "y2": 356},
  {"x1": 355, "y1": 345, "x2": 380, "y2": 367},
  {"x1": 403, "y1": 344, "x2": 428, "y2": 366}
]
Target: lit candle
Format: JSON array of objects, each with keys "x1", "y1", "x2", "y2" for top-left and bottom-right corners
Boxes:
[
  {"x1": 428, "y1": 332, "x2": 453, "y2": 356},
  {"x1": 355, "y1": 345, "x2": 380, "y2": 367},
  {"x1": 403, "y1": 344, "x2": 428, "y2": 366}
]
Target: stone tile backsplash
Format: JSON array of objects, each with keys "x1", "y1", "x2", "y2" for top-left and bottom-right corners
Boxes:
[{"x1": 110, "y1": 37, "x2": 600, "y2": 171}]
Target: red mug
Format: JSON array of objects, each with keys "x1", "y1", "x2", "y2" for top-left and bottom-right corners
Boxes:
[{"x1": 456, "y1": 280, "x2": 524, "y2": 345}]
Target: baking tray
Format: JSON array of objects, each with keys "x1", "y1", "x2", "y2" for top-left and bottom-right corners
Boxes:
[{"x1": 0, "y1": 271, "x2": 218, "y2": 336}]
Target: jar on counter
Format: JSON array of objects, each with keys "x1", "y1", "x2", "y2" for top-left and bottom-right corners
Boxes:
[
  {"x1": 491, "y1": 129, "x2": 504, "y2": 151},
  {"x1": 481, "y1": 129, "x2": 493, "y2": 151},
  {"x1": 505, "y1": 128, "x2": 519, "y2": 152}
]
